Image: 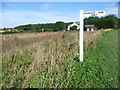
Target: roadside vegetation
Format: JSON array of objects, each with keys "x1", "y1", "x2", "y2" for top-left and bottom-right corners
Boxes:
[{"x1": 2, "y1": 30, "x2": 118, "y2": 88}]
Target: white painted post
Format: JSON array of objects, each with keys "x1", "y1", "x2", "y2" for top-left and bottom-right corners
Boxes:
[
  {"x1": 67, "y1": 26, "x2": 70, "y2": 31},
  {"x1": 79, "y1": 10, "x2": 84, "y2": 62},
  {"x1": 79, "y1": 10, "x2": 106, "y2": 62},
  {"x1": 87, "y1": 28, "x2": 89, "y2": 31},
  {"x1": 91, "y1": 28, "x2": 93, "y2": 31}
]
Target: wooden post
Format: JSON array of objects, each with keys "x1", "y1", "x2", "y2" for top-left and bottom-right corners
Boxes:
[{"x1": 79, "y1": 10, "x2": 84, "y2": 62}]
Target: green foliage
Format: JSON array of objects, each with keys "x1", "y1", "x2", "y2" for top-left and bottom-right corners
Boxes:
[
  {"x1": 2, "y1": 49, "x2": 35, "y2": 88},
  {"x1": 2, "y1": 15, "x2": 119, "y2": 33},
  {"x1": 84, "y1": 14, "x2": 119, "y2": 29},
  {"x1": 14, "y1": 23, "x2": 55, "y2": 32},
  {"x1": 2, "y1": 30, "x2": 118, "y2": 88},
  {"x1": 70, "y1": 26, "x2": 78, "y2": 31},
  {"x1": 1, "y1": 31, "x2": 19, "y2": 34},
  {"x1": 98, "y1": 15, "x2": 118, "y2": 29},
  {"x1": 59, "y1": 30, "x2": 118, "y2": 88},
  {"x1": 84, "y1": 16, "x2": 100, "y2": 28},
  {"x1": 54, "y1": 21, "x2": 66, "y2": 31},
  {"x1": 36, "y1": 30, "x2": 118, "y2": 88}
]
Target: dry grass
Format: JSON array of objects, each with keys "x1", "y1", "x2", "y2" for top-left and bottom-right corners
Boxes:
[
  {"x1": 2, "y1": 30, "x2": 104, "y2": 88},
  {"x1": 84, "y1": 30, "x2": 103, "y2": 51},
  {"x1": 2, "y1": 32, "x2": 65, "y2": 54},
  {"x1": 2, "y1": 31, "x2": 103, "y2": 54}
]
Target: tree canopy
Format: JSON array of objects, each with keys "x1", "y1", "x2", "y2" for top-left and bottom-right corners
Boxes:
[
  {"x1": 84, "y1": 14, "x2": 119, "y2": 29},
  {"x1": 54, "y1": 21, "x2": 66, "y2": 31},
  {"x1": 13, "y1": 14, "x2": 119, "y2": 32}
]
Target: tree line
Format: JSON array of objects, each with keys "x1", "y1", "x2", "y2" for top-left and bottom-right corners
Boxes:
[
  {"x1": 84, "y1": 15, "x2": 119, "y2": 29},
  {"x1": 2, "y1": 14, "x2": 120, "y2": 32},
  {"x1": 13, "y1": 22, "x2": 73, "y2": 32}
]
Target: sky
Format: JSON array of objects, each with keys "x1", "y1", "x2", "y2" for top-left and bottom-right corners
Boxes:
[{"x1": 0, "y1": 2, "x2": 118, "y2": 28}]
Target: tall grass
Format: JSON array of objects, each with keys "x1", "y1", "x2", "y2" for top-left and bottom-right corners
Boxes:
[{"x1": 2, "y1": 30, "x2": 112, "y2": 88}]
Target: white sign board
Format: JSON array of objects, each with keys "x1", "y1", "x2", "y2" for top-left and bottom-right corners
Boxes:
[
  {"x1": 79, "y1": 10, "x2": 106, "y2": 62},
  {"x1": 83, "y1": 11, "x2": 106, "y2": 17}
]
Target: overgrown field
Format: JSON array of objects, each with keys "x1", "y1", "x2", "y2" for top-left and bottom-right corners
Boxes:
[{"x1": 1, "y1": 30, "x2": 118, "y2": 88}]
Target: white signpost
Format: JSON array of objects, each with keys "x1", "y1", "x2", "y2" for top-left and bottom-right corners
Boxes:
[{"x1": 79, "y1": 10, "x2": 106, "y2": 62}]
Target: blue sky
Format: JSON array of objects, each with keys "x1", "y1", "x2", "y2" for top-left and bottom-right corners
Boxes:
[{"x1": 1, "y1": 2, "x2": 118, "y2": 28}]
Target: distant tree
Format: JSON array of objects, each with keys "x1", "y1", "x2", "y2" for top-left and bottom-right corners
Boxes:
[
  {"x1": 54, "y1": 21, "x2": 66, "y2": 31},
  {"x1": 104, "y1": 14, "x2": 119, "y2": 29},
  {"x1": 84, "y1": 15, "x2": 119, "y2": 29},
  {"x1": 84, "y1": 17, "x2": 100, "y2": 29},
  {"x1": 118, "y1": 18, "x2": 120, "y2": 29},
  {"x1": 14, "y1": 15, "x2": 119, "y2": 32},
  {"x1": 70, "y1": 26, "x2": 78, "y2": 31},
  {"x1": 3, "y1": 28, "x2": 7, "y2": 30}
]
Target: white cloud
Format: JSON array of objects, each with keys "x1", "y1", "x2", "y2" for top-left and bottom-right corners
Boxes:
[
  {"x1": 106, "y1": 7, "x2": 118, "y2": 16},
  {"x1": 105, "y1": 2, "x2": 118, "y2": 17},
  {"x1": 39, "y1": 4, "x2": 52, "y2": 10},
  {"x1": 1, "y1": 10, "x2": 78, "y2": 28}
]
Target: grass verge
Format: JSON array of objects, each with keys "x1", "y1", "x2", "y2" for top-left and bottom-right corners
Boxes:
[{"x1": 2, "y1": 30, "x2": 118, "y2": 88}]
